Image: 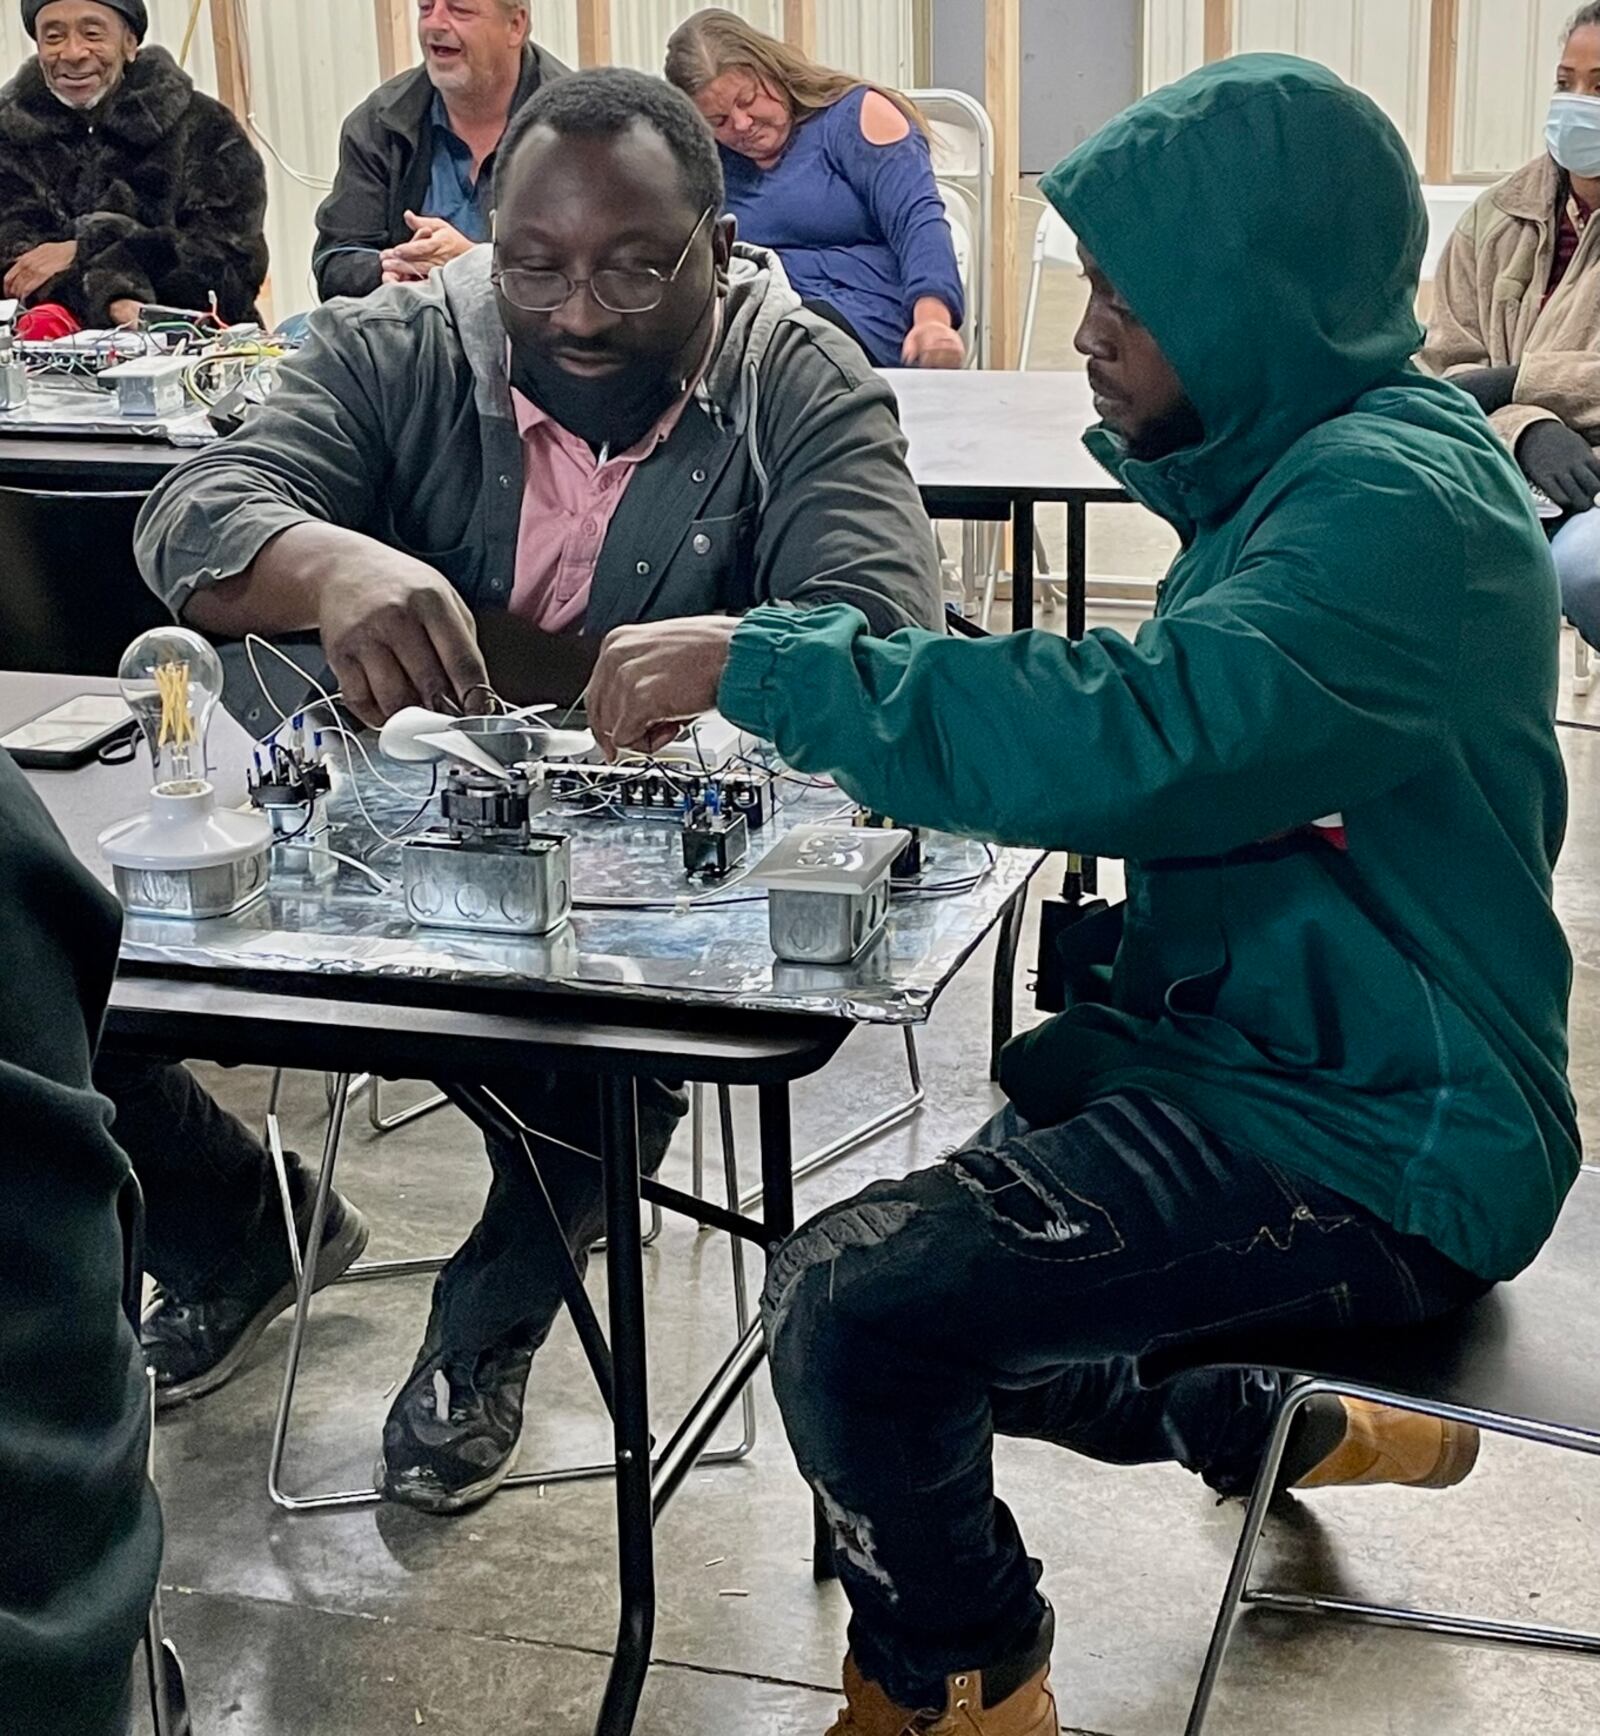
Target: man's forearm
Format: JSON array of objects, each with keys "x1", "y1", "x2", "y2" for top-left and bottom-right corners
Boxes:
[{"x1": 181, "y1": 522, "x2": 382, "y2": 637}]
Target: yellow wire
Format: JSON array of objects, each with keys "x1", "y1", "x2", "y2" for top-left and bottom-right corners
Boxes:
[{"x1": 178, "y1": 0, "x2": 204, "y2": 70}]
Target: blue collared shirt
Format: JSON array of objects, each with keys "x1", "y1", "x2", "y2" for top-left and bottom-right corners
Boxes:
[{"x1": 426, "y1": 91, "x2": 492, "y2": 242}]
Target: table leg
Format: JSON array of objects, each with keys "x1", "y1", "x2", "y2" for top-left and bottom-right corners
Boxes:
[
  {"x1": 596, "y1": 1076, "x2": 655, "y2": 1736},
  {"x1": 1066, "y1": 498, "x2": 1087, "y2": 641},
  {"x1": 990, "y1": 885, "x2": 1027, "y2": 1081},
  {"x1": 1012, "y1": 497, "x2": 1035, "y2": 633},
  {"x1": 757, "y1": 1085, "x2": 796, "y2": 1244}
]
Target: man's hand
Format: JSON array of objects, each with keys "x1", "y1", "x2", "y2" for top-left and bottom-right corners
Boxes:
[
  {"x1": 3, "y1": 239, "x2": 77, "y2": 301},
  {"x1": 107, "y1": 298, "x2": 143, "y2": 327},
  {"x1": 1450, "y1": 364, "x2": 1519, "y2": 416},
  {"x1": 901, "y1": 319, "x2": 966, "y2": 369},
  {"x1": 378, "y1": 211, "x2": 475, "y2": 285},
  {"x1": 1518, "y1": 419, "x2": 1600, "y2": 513},
  {"x1": 589, "y1": 616, "x2": 742, "y2": 760},
  {"x1": 318, "y1": 549, "x2": 490, "y2": 726}
]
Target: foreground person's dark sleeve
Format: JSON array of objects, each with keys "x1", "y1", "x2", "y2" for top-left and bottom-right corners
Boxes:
[{"x1": 0, "y1": 752, "x2": 162, "y2": 1735}]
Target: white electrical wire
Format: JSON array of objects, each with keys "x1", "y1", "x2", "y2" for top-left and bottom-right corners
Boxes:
[
  {"x1": 243, "y1": 634, "x2": 441, "y2": 847},
  {"x1": 303, "y1": 846, "x2": 396, "y2": 893},
  {"x1": 246, "y1": 112, "x2": 336, "y2": 191}
]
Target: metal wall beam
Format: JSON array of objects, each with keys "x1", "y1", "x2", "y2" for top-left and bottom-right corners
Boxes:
[{"x1": 985, "y1": 0, "x2": 1020, "y2": 368}]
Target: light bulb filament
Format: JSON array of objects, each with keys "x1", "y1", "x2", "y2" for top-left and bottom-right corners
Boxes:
[{"x1": 154, "y1": 659, "x2": 198, "y2": 751}]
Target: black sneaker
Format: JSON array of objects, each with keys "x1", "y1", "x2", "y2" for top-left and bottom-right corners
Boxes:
[
  {"x1": 142, "y1": 1191, "x2": 370, "y2": 1409},
  {"x1": 376, "y1": 1329, "x2": 535, "y2": 1515}
]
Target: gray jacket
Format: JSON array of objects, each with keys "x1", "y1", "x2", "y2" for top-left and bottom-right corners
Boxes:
[{"x1": 136, "y1": 243, "x2": 942, "y2": 721}]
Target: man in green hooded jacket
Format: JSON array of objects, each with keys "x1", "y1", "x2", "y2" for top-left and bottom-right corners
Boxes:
[{"x1": 589, "y1": 55, "x2": 1579, "y2": 1734}]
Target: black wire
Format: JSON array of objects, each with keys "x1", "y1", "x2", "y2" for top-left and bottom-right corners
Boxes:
[{"x1": 1557, "y1": 717, "x2": 1600, "y2": 733}]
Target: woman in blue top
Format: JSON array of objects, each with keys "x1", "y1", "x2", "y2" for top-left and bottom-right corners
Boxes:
[{"x1": 666, "y1": 9, "x2": 966, "y2": 369}]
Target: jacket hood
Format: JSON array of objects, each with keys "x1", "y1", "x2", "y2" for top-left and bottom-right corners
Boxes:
[
  {"x1": 1041, "y1": 54, "x2": 1426, "y2": 534},
  {"x1": 0, "y1": 43, "x2": 192, "y2": 148},
  {"x1": 441, "y1": 238, "x2": 801, "y2": 438}
]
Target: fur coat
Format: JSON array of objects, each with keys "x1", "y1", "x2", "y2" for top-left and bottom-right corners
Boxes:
[{"x1": 0, "y1": 46, "x2": 268, "y2": 325}]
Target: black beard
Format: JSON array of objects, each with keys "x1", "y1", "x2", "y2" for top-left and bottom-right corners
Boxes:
[
  {"x1": 1125, "y1": 396, "x2": 1206, "y2": 464},
  {"x1": 507, "y1": 282, "x2": 718, "y2": 454}
]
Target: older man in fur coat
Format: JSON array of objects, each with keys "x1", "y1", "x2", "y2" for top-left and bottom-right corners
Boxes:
[{"x1": 0, "y1": 0, "x2": 268, "y2": 328}]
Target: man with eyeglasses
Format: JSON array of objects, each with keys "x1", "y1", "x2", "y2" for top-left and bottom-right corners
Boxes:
[{"x1": 132, "y1": 67, "x2": 941, "y2": 1515}]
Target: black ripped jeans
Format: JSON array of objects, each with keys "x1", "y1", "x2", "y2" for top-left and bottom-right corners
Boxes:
[{"x1": 763, "y1": 1092, "x2": 1489, "y2": 1708}]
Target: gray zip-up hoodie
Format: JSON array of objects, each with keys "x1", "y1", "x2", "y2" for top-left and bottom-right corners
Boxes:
[{"x1": 135, "y1": 242, "x2": 942, "y2": 727}]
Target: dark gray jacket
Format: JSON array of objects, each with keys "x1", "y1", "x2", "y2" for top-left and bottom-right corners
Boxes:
[
  {"x1": 312, "y1": 44, "x2": 568, "y2": 301},
  {"x1": 136, "y1": 243, "x2": 943, "y2": 724}
]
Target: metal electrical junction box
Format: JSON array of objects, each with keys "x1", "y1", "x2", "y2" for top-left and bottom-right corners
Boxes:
[
  {"x1": 749, "y1": 824, "x2": 908, "y2": 965},
  {"x1": 0, "y1": 299, "x2": 26, "y2": 411},
  {"x1": 401, "y1": 829, "x2": 571, "y2": 935},
  {"x1": 101, "y1": 355, "x2": 189, "y2": 419},
  {"x1": 399, "y1": 765, "x2": 571, "y2": 935}
]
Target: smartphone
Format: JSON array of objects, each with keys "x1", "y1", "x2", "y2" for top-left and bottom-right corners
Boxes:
[{"x1": 1, "y1": 694, "x2": 137, "y2": 769}]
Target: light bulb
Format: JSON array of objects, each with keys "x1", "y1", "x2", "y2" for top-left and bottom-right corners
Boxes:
[{"x1": 117, "y1": 627, "x2": 224, "y2": 790}]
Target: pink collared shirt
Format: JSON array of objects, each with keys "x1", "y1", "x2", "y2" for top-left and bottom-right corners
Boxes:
[{"x1": 507, "y1": 386, "x2": 696, "y2": 632}]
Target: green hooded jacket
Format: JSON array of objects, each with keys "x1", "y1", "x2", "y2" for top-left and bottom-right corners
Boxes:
[{"x1": 717, "y1": 55, "x2": 1578, "y2": 1282}]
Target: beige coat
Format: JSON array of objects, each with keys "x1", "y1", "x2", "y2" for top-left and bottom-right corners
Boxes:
[{"x1": 1422, "y1": 153, "x2": 1600, "y2": 452}]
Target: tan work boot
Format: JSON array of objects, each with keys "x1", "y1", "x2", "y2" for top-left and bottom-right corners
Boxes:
[
  {"x1": 824, "y1": 1652, "x2": 1059, "y2": 1735},
  {"x1": 1293, "y1": 1398, "x2": 1479, "y2": 1491}
]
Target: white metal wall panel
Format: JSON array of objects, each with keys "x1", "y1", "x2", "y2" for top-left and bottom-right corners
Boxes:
[
  {"x1": 534, "y1": 1, "x2": 581, "y2": 67},
  {"x1": 1236, "y1": 0, "x2": 1431, "y2": 161},
  {"x1": 1142, "y1": 0, "x2": 1205, "y2": 91},
  {"x1": 611, "y1": 0, "x2": 912, "y2": 84},
  {"x1": 1455, "y1": 0, "x2": 1566, "y2": 179},
  {"x1": 236, "y1": 1, "x2": 380, "y2": 314},
  {"x1": 1143, "y1": 0, "x2": 1429, "y2": 160}
]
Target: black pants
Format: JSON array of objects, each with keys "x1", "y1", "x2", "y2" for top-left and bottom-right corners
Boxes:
[
  {"x1": 764, "y1": 1092, "x2": 1489, "y2": 1709},
  {"x1": 95, "y1": 1055, "x2": 684, "y2": 1356}
]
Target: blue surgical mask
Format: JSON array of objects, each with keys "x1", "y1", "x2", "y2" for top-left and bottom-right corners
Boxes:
[{"x1": 1547, "y1": 93, "x2": 1600, "y2": 179}]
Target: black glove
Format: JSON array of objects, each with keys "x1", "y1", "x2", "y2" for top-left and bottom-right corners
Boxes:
[
  {"x1": 1517, "y1": 419, "x2": 1600, "y2": 512},
  {"x1": 1450, "y1": 365, "x2": 1519, "y2": 415}
]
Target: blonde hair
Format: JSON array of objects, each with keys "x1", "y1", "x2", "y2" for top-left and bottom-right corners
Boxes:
[{"x1": 664, "y1": 8, "x2": 930, "y2": 140}]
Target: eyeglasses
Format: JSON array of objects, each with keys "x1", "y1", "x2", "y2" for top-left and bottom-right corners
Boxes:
[{"x1": 493, "y1": 209, "x2": 713, "y2": 315}]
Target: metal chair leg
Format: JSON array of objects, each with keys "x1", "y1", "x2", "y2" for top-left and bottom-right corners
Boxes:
[
  {"x1": 267, "y1": 1073, "x2": 380, "y2": 1511},
  {"x1": 368, "y1": 1076, "x2": 450, "y2": 1134},
  {"x1": 145, "y1": 1368, "x2": 193, "y2": 1736},
  {"x1": 265, "y1": 1071, "x2": 740, "y2": 1509},
  {"x1": 124, "y1": 1178, "x2": 192, "y2": 1735},
  {"x1": 1575, "y1": 631, "x2": 1593, "y2": 697},
  {"x1": 737, "y1": 1027, "x2": 924, "y2": 1213},
  {"x1": 1184, "y1": 1378, "x2": 1313, "y2": 1734},
  {"x1": 690, "y1": 1082, "x2": 707, "y2": 1201},
  {"x1": 1185, "y1": 1377, "x2": 1600, "y2": 1732}
]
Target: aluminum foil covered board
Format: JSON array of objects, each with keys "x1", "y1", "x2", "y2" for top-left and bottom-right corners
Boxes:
[{"x1": 113, "y1": 743, "x2": 1045, "y2": 1026}]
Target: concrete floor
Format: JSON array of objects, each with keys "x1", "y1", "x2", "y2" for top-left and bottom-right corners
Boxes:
[{"x1": 131, "y1": 229, "x2": 1600, "y2": 1735}]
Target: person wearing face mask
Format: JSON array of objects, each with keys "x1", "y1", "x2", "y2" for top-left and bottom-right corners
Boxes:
[
  {"x1": 665, "y1": 8, "x2": 966, "y2": 369},
  {"x1": 0, "y1": 0, "x2": 267, "y2": 327},
  {"x1": 313, "y1": 0, "x2": 568, "y2": 302},
  {"x1": 1423, "y1": 3, "x2": 1600, "y2": 651},
  {"x1": 132, "y1": 68, "x2": 942, "y2": 1516}
]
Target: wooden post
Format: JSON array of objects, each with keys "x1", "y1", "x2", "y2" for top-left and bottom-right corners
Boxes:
[
  {"x1": 1425, "y1": 0, "x2": 1460, "y2": 183},
  {"x1": 782, "y1": 0, "x2": 817, "y2": 57},
  {"x1": 208, "y1": 0, "x2": 248, "y2": 125},
  {"x1": 576, "y1": 0, "x2": 612, "y2": 67},
  {"x1": 985, "y1": 0, "x2": 1020, "y2": 369},
  {"x1": 1203, "y1": 0, "x2": 1234, "y2": 64},
  {"x1": 374, "y1": 0, "x2": 414, "y2": 81}
]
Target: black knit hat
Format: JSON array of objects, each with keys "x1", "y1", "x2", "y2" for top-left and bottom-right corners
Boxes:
[{"x1": 23, "y1": 0, "x2": 149, "y2": 41}]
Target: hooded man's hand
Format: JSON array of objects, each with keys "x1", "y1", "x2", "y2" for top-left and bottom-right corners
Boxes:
[{"x1": 589, "y1": 617, "x2": 741, "y2": 759}]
